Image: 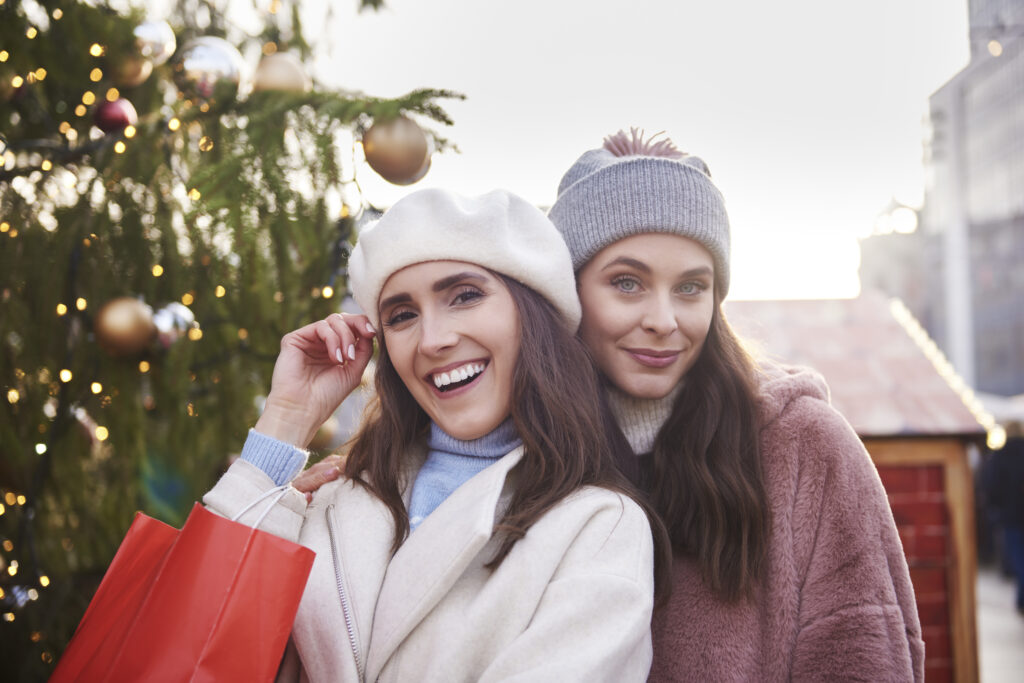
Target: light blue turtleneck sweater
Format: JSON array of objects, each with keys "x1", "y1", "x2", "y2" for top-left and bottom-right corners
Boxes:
[
  {"x1": 239, "y1": 419, "x2": 522, "y2": 531},
  {"x1": 407, "y1": 418, "x2": 521, "y2": 530}
]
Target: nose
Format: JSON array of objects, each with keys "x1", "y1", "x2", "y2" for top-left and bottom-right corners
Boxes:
[
  {"x1": 417, "y1": 310, "x2": 459, "y2": 356},
  {"x1": 641, "y1": 293, "x2": 679, "y2": 336}
]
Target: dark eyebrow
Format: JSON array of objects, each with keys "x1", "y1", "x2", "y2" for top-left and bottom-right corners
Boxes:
[
  {"x1": 378, "y1": 271, "x2": 490, "y2": 311},
  {"x1": 680, "y1": 265, "x2": 714, "y2": 280},
  {"x1": 600, "y1": 257, "x2": 714, "y2": 280},
  {"x1": 378, "y1": 292, "x2": 412, "y2": 311},
  {"x1": 600, "y1": 256, "x2": 650, "y2": 273},
  {"x1": 432, "y1": 271, "x2": 489, "y2": 292}
]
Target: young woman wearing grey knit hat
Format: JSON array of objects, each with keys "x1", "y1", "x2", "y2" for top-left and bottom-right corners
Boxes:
[
  {"x1": 203, "y1": 187, "x2": 670, "y2": 682},
  {"x1": 548, "y1": 129, "x2": 924, "y2": 681}
]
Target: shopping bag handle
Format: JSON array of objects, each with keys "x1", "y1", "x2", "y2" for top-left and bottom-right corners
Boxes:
[{"x1": 230, "y1": 485, "x2": 290, "y2": 529}]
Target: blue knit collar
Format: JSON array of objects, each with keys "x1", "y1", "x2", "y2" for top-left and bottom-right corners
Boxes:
[{"x1": 427, "y1": 417, "x2": 521, "y2": 459}]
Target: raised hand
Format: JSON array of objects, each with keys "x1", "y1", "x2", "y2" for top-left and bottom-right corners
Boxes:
[{"x1": 254, "y1": 313, "x2": 376, "y2": 448}]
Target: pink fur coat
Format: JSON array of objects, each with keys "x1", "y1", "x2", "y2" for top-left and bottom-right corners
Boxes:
[{"x1": 648, "y1": 365, "x2": 924, "y2": 682}]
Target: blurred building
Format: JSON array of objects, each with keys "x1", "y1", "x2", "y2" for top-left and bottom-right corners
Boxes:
[{"x1": 860, "y1": 0, "x2": 1024, "y2": 397}]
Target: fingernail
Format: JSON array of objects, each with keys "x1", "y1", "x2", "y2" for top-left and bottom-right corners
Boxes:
[
  {"x1": 347, "y1": 344, "x2": 355, "y2": 360},
  {"x1": 366, "y1": 323, "x2": 376, "y2": 334},
  {"x1": 335, "y1": 348, "x2": 344, "y2": 364}
]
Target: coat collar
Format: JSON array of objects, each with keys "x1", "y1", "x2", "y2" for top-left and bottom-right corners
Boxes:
[{"x1": 365, "y1": 445, "x2": 524, "y2": 680}]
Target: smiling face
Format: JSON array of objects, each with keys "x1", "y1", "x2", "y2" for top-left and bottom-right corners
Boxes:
[
  {"x1": 378, "y1": 261, "x2": 521, "y2": 441},
  {"x1": 576, "y1": 233, "x2": 716, "y2": 399}
]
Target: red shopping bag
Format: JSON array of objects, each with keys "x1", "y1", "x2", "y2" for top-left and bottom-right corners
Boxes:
[{"x1": 50, "y1": 500, "x2": 315, "y2": 682}]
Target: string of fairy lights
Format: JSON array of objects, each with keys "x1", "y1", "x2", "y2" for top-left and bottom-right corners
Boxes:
[
  {"x1": 2, "y1": 3, "x2": 447, "y2": 663},
  {"x1": 888, "y1": 298, "x2": 1007, "y2": 450}
]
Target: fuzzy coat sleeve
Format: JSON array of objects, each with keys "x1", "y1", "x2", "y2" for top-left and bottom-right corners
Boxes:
[
  {"x1": 778, "y1": 395, "x2": 924, "y2": 682},
  {"x1": 201, "y1": 459, "x2": 308, "y2": 542}
]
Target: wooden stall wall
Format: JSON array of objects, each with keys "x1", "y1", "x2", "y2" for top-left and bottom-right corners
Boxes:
[{"x1": 867, "y1": 437, "x2": 979, "y2": 683}]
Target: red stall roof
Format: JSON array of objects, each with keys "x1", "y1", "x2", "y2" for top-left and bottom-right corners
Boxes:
[{"x1": 724, "y1": 290, "x2": 986, "y2": 439}]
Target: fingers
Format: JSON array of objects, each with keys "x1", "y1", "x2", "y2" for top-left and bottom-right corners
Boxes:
[
  {"x1": 292, "y1": 454, "x2": 345, "y2": 494},
  {"x1": 322, "y1": 312, "x2": 376, "y2": 366},
  {"x1": 279, "y1": 312, "x2": 376, "y2": 373}
]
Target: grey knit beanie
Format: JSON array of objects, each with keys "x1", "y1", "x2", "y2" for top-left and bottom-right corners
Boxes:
[{"x1": 548, "y1": 129, "x2": 731, "y2": 297}]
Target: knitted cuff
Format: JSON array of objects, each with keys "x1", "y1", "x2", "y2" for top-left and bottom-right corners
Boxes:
[{"x1": 240, "y1": 429, "x2": 309, "y2": 486}]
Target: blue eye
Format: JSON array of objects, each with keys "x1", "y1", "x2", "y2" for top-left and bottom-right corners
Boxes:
[
  {"x1": 677, "y1": 282, "x2": 709, "y2": 296},
  {"x1": 612, "y1": 276, "x2": 640, "y2": 293}
]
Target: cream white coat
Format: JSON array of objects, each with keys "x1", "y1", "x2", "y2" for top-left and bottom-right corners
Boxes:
[{"x1": 203, "y1": 445, "x2": 655, "y2": 683}]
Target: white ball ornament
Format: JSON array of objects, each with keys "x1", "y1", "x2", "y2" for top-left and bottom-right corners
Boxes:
[
  {"x1": 134, "y1": 21, "x2": 177, "y2": 67},
  {"x1": 172, "y1": 37, "x2": 245, "y2": 104},
  {"x1": 253, "y1": 52, "x2": 311, "y2": 93}
]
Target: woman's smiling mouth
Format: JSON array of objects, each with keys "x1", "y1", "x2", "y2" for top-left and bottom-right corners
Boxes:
[
  {"x1": 429, "y1": 361, "x2": 488, "y2": 392},
  {"x1": 625, "y1": 348, "x2": 681, "y2": 369}
]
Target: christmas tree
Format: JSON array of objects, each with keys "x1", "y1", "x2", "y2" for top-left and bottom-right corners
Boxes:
[{"x1": 0, "y1": 1, "x2": 459, "y2": 678}]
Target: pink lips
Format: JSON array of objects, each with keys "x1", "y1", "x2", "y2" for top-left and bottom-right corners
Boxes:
[{"x1": 625, "y1": 348, "x2": 681, "y2": 368}]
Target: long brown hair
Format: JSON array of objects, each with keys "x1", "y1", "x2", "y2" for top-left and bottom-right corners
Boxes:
[
  {"x1": 642, "y1": 296, "x2": 768, "y2": 602},
  {"x1": 344, "y1": 273, "x2": 672, "y2": 600}
]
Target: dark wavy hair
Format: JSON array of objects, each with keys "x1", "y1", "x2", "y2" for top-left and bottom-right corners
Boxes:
[
  {"x1": 343, "y1": 272, "x2": 672, "y2": 601},
  {"x1": 639, "y1": 295, "x2": 769, "y2": 602}
]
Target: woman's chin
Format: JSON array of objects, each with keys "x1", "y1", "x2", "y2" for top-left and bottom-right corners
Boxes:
[{"x1": 613, "y1": 375, "x2": 681, "y2": 401}]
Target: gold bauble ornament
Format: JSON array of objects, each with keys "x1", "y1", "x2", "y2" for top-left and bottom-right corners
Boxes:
[
  {"x1": 111, "y1": 54, "x2": 154, "y2": 87},
  {"x1": 95, "y1": 297, "x2": 156, "y2": 357},
  {"x1": 252, "y1": 52, "x2": 311, "y2": 93},
  {"x1": 362, "y1": 116, "x2": 431, "y2": 185},
  {"x1": 309, "y1": 415, "x2": 340, "y2": 451}
]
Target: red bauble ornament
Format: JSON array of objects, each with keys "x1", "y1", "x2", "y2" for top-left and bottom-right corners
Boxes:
[
  {"x1": 93, "y1": 98, "x2": 139, "y2": 133},
  {"x1": 362, "y1": 116, "x2": 431, "y2": 185}
]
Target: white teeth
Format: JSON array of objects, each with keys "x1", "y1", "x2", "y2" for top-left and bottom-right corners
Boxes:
[{"x1": 432, "y1": 362, "x2": 485, "y2": 389}]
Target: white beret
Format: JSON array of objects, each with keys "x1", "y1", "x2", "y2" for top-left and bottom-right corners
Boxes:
[{"x1": 349, "y1": 188, "x2": 581, "y2": 331}]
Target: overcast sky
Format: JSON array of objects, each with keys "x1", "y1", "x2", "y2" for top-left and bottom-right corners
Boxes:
[{"x1": 289, "y1": 1, "x2": 970, "y2": 299}]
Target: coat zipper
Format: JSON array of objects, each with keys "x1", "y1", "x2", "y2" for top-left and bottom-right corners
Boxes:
[{"x1": 326, "y1": 504, "x2": 365, "y2": 682}]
